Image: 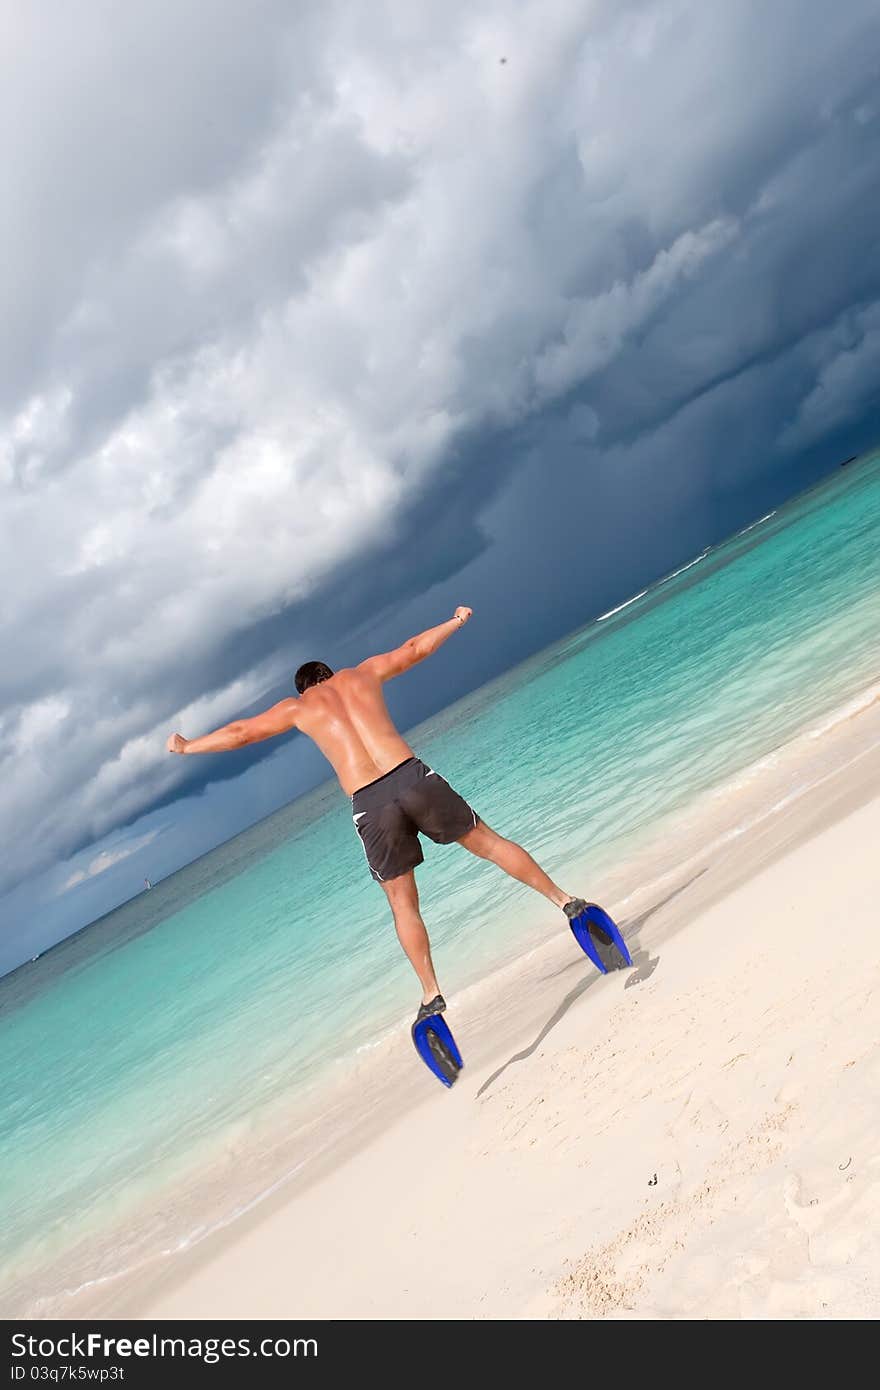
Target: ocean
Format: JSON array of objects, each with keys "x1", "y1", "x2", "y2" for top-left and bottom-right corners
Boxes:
[{"x1": 1, "y1": 448, "x2": 879, "y2": 1314}]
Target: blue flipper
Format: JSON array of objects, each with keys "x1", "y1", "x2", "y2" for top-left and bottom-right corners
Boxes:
[
  {"x1": 569, "y1": 903, "x2": 632, "y2": 974},
  {"x1": 412, "y1": 1013, "x2": 464, "y2": 1088}
]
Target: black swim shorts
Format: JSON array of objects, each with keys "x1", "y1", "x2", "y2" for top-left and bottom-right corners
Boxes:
[{"x1": 351, "y1": 757, "x2": 479, "y2": 883}]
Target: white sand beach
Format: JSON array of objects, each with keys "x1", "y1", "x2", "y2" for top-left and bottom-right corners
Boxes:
[{"x1": 116, "y1": 695, "x2": 880, "y2": 1321}]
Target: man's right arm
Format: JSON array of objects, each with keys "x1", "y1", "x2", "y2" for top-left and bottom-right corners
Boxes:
[
  {"x1": 361, "y1": 607, "x2": 473, "y2": 682},
  {"x1": 166, "y1": 698, "x2": 299, "y2": 755}
]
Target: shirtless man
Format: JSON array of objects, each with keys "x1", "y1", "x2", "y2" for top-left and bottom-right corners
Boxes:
[{"x1": 167, "y1": 607, "x2": 589, "y2": 1023}]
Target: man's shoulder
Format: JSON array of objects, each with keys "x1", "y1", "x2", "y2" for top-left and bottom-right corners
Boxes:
[{"x1": 349, "y1": 659, "x2": 381, "y2": 680}]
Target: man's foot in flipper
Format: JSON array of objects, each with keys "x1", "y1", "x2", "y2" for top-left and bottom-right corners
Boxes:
[
  {"x1": 415, "y1": 993, "x2": 446, "y2": 1024},
  {"x1": 564, "y1": 899, "x2": 632, "y2": 973}
]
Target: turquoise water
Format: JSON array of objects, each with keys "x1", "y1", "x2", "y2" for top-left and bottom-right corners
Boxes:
[{"x1": 1, "y1": 450, "x2": 879, "y2": 1310}]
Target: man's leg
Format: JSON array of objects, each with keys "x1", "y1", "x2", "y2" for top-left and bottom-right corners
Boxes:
[
  {"x1": 457, "y1": 821, "x2": 574, "y2": 909},
  {"x1": 381, "y1": 869, "x2": 442, "y2": 1005}
]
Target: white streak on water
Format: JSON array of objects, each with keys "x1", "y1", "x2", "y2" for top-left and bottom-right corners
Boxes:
[
  {"x1": 660, "y1": 548, "x2": 710, "y2": 583},
  {"x1": 596, "y1": 589, "x2": 649, "y2": 622},
  {"x1": 736, "y1": 509, "x2": 776, "y2": 538}
]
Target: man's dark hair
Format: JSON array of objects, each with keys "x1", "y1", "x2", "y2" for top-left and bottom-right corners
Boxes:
[{"x1": 294, "y1": 661, "x2": 334, "y2": 694}]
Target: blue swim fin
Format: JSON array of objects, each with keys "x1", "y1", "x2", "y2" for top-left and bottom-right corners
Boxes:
[
  {"x1": 567, "y1": 902, "x2": 632, "y2": 974},
  {"x1": 412, "y1": 1012, "x2": 464, "y2": 1088}
]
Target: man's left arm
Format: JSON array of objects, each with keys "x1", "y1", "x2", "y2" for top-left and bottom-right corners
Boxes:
[
  {"x1": 359, "y1": 606, "x2": 473, "y2": 682},
  {"x1": 167, "y1": 699, "x2": 299, "y2": 755}
]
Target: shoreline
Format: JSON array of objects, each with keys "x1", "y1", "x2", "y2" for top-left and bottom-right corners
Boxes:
[{"x1": 75, "y1": 682, "x2": 880, "y2": 1319}]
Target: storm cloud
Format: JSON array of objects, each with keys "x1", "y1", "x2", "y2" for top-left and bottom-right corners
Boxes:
[{"x1": 3, "y1": 0, "x2": 880, "y2": 966}]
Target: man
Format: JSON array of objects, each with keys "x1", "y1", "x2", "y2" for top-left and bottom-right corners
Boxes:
[{"x1": 167, "y1": 607, "x2": 590, "y2": 1024}]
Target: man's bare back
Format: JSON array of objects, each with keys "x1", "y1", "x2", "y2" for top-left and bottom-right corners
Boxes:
[{"x1": 293, "y1": 668, "x2": 414, "y2": 795}]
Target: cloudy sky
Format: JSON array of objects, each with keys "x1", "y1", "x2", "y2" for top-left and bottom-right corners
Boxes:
[{"x1": 3, "y1": 0, "x2": 879, "y2": 973}]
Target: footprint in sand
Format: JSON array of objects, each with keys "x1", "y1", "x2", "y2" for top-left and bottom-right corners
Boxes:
[{"x1": 782, "y1": 1172, "x2": 856, "y2": 1235}]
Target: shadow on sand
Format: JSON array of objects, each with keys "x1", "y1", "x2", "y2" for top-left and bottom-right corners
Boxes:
[{"x1": 475, "y1": 871, "x2": 705, "y2": 1098}]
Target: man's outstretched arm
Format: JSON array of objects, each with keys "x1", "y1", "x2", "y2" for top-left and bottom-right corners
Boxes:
[
  {"x1": 166, "y1": 698, "x2": 299, "y2": 755},
  {"x1": 360, "y1": 606, "x2": 472, "y2": 682}
]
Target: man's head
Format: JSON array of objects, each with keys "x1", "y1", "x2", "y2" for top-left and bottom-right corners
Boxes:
[{"x1": 294, "y1": 661, "x2": 334, "y2": 694}]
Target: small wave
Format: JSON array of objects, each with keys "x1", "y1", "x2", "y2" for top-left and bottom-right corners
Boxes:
[
  {"x1": 179, "y1": 1158, "x2": 311, "y2": 1238},
  {"x1": 597, "y1": 589, "x2": 649, "y2": 622},
  {"x1": 352, "y1": 1020, "x2": 407, "y2": 1056},
  {"x1": 806, "y1": 681, "x2": 880, "y2": 739},
  {"x1": 57, "y1": 1269, "x2": 130, "y2": 1301},
  {"x1": 705, "y1": 747, "x2": 781, "y2": 797}
]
